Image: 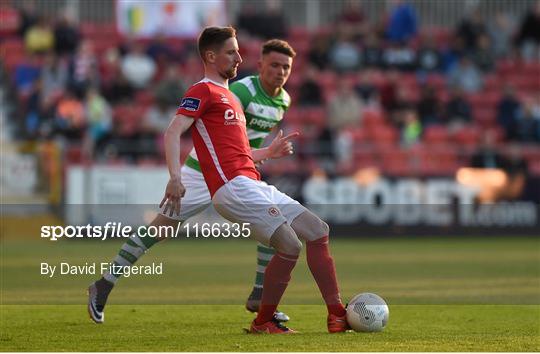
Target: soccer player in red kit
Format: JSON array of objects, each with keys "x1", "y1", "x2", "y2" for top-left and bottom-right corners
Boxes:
[{"x1": 163, "y1": 26, "x2": 349, "y2": 334}]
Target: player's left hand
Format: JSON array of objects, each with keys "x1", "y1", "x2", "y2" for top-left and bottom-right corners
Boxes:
[
  {"x1": 160, "y1": 176, "x2": 185, "y2": 217},
  {"x1": 267, "y1": 130, "x2": 300, "y2": 159}
]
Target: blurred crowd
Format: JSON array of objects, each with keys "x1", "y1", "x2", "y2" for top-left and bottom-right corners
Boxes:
[{"x1": 0, "y1": 0, "x2": 539, "y2": 176}]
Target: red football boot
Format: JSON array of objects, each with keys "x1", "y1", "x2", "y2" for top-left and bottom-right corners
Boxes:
[
  {"x1": 327, "y1": 313, "x2": 351, "y2": 333},
  {"x1": 248, "y1": 318, "x2": 297, "y2": 334}
]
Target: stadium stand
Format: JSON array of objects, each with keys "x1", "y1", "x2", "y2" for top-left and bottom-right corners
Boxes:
[{"x1": 1, "y1": 0, "x2": 539, "y2": 185}]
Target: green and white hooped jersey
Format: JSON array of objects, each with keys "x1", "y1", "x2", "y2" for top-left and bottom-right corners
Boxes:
[{"x1": 184, "y1": 75, "x2": 291, "y2": 172}]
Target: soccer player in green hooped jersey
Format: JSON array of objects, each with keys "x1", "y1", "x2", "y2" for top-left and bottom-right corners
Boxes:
[
  {"x1": 87, "y1": 39, "x2": 299, "y2": 324},
  {"x1": 229, "y1": 39, "x2": 297, "y2": 315}
]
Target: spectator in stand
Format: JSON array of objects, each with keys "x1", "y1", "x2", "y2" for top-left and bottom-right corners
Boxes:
[
  {"x1": 385, "y1": 0, "x2": 418, "y2": 43},
  {"x1": 68, "y1": 40, "x2": 99, "y2": 97},
  {"x1": 17, "y1": 0, "x2": 38, "y2": 37},
  {"x1": 335, "y1": 0, "x2": 367, "y2": 40},
  {"x1": 388, "y1": 86, "x2": 415, "y2": 128},
  {"x1": 14, "y1": 54, "x2": 41, "y2": 97},
  {"x1": 0, "y1": 0, "x2": 20, "y2": 37},
  {"x1": 401, "y1": 109, "x2": 422, "y2": 146},
  {"x1": 447, "y1": 56, "x2": 483, "y2": 93},
  {"x1": 142, "y1": 100, "x2": 177, "y2": 135},
  {"x1": 308, "y1": 36, "x2": 331, "y2": 71},
  {"x1": 259, "y1": 0, "x2": 289, "y2": 39},
  {"x1": 102, "y1": 71, "x2": 134, "y2": 104},
  {"x1": 496, "y1": 85, "x2": 521, "y2": 139},
  {"x1": 297, "y1": 65, "x2": 323, "y2": 107},
  {"x1": 383, "y1": 40, "x2": 416, "y2": 71},
  {"x1": 472, "y1": 34, "x2": 495, "y2": 72},
  {"x1": 329, "y1": 31, "x2": 361, "y2": 73},
  {"x1": 501, "y1": 144, "x2": 530, "y2": 200},
  {"x1": 139, "y1": 101, "x2": 177, "y2": 158},
  {"x1": 154, "y1": 66, "x2": 186, "y2": 108},
  {"x1": 516, "y1": 0, "x2": 540, "y2": 61},
  {"x1": 416, "y1": 85, "x2": 441, "y2": 126},
  {"x1": 416, "y1": 33, "x2": 443, "y2": 74},
  {"x1": 236, "y1": 0, "x2": 288, "y2": 39},
  {"x1": 55, "y1": 90, "x2": 86, "y2": 140},
  {"x1": 488, "y1": 12, "x2": 515, "y2": 59},
  {"x1": 146, "y1": 33, "x2": 176, "y2": 64},
  {"x1": 236, "y1": 2, "x2": 258, "y2": 37},
  {"x1": 327, "y1": 77, "x2": 363, "y2": 132},
  {"x1": 380, "y1": 70, "x2": 399, "y2": 111},
  {"x1": 54, "y1": 12, "x2": 80, "y2": 57},
  {"x1": 24, "y1": 17, "x2": 54, "y2": 54},
  {"x1": 361, "y1": 33, "x2": 384, "y2": 69},
  {"x1": 471, "y1": 130, "x2": 505, "y2": 169},
  {"x1": 121, "y1": 42, "x2": 157, "y2": 89},
  {"x1": 515, "y1": 96, "x2": 540, "y2": 143},
  {"x1": 24, "y1": 78, "x2": 44, "y2": 138},
  {"x1": 41, "y1": 52, "x2": 68, "y2": 103},
  {"x1": 441, "y1": 35, "x2": 466, "y2": 73},
  {"x1": 445, "y1": 86, "x2": 472, "y2": 130},
  {"x1": 99, "y1": 47, "x2": 121, "y2": 85},
  {"x1": 85, "y1": 87, "x2": 112, "y2": 157},
  {"x1": 354, "y1": 70, "x2": 379, "y2": 108},
  {"x1": 455, "y1": 7, "x2": 487, "y2": 52}
]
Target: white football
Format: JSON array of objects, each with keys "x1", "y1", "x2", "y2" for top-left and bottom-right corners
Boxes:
[{"x1": 346, "y1": 293, "x2": 389, "y2": 332}]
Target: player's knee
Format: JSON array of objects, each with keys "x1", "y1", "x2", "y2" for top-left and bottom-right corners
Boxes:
[
  {"x1": 318, "y1": 219, "x2": 330, "y2": 237},
  {"x1": 306, "y1": 217, "x2": 329, "y2": 241},
  {"x1": 270, "y1": 224, "x2": 302, "y2": 256},
  {"x1": 287, "y1": 237, "x2": 303, "y2": 255}
]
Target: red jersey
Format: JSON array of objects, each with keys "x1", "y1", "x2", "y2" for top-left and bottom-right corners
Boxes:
[{"x1": 176, "y1": 78, "x2": 261, "y2": 196}]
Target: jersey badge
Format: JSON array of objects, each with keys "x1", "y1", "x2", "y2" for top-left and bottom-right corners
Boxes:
[{"x1": 180, "y1": 97, "x2": 201, "y2": 111}]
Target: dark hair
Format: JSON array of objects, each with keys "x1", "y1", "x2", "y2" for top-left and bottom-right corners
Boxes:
[
  {"x1": 198, "y1": 26, "x2": 237, "y2": 62},
  {"x1": 261, "y1": 39, "x2": 296, "y2": 58}
]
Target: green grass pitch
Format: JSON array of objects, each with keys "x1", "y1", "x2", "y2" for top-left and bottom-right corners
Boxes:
[{"x1": 1, "y1": 237, "x2": 539, "y2": 351}]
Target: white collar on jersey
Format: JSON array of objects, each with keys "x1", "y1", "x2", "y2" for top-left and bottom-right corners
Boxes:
[{"x1": 198, "y1": 77, "x2": 229, "y2": 89}]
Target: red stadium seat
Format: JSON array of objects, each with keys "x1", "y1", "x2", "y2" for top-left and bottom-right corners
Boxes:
[
  {"x1": 497, "y1": 59, "x2": 518, "y2": 76},
  {"x1": 425, "y1": 74, "x2": 446, "y2": 90},
  {"x1": 288, "y1": 26, "x2": 311, "y2": 42},
  {"x1": 306, "y1": 107, "x2": 326, "y2": 127},
  {"x1": 368, "y1": 125, "x2": 399, "y2": 147},
  {"x1": 473, "y1": 107, "x2": 496, "y2": 127},
  {"x1": 528, "y1": 160, "x2": 540, "y2": 177},
  {"x1": 453, "y1": 126, "x2": 480, "y2": 148},
  {"x1": 362, "y1": 110, "x2": 386, "y2": 128},
  {"x1": 113, "y1": 104, "x2": 147, "y2": 136},
  {"x1": 381, "y1": 148, "x2": 410, "y2": 176},
  {"x1": 423, "y1": 125, "x2": 450, "y2": 145},
  {"x1": 354, "y1": 150, "x2": 379, "y2": 170},
  {"x1": 135, "y1": 90, "x2": 155, "y2": 107}
]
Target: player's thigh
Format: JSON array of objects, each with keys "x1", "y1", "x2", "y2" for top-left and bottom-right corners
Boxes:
[
  {"x1": 159, "y1": 166, "x2": 211, "y2": 221},
  {"x1": 259, "y1": 181, "x2": 307, "y2": 227},
  {"x1": 290, "y1": 209, "x2": 329, "y2": 242},
  {"x1": 212, "y1": 176, "x2": 289, "y2": 247}
]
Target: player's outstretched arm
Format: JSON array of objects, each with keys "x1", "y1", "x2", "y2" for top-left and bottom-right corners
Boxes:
[
  {"x1": 252, "y1": 129, "x2": 300, "y2": 164},
  {"x1": 161, "y1": 114, "x2": 194, "y2": 216}
]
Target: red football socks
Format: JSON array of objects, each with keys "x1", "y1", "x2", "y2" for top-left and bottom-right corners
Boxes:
[
  {"x1": 306, "y1": 236, "x2": 346, "y2": 317},
  {"x1": 255, "y1": 252, "x2": 299, "y2": 325}
]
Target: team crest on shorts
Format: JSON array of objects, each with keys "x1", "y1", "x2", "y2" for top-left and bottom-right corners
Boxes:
[{"x1": 268, "y1": 206, "x2": 280, "y2": 217}]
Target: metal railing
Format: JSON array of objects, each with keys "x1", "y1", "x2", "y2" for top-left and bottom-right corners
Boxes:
[{"x1": 12, "y1": 0, "x2": 537, "y2": 31}]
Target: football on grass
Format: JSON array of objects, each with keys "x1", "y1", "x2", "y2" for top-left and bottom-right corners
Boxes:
[{"x1": 346, "y1": 293, "x2": 389, "y2": 332}]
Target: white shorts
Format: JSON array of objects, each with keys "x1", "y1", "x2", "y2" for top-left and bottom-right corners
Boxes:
[
  {"x1": 159, "y1": 166, "x2": 212, "y2": 221},
  {"x1": 212, "y1": 175, "x2": 306, "y2": 246}
]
